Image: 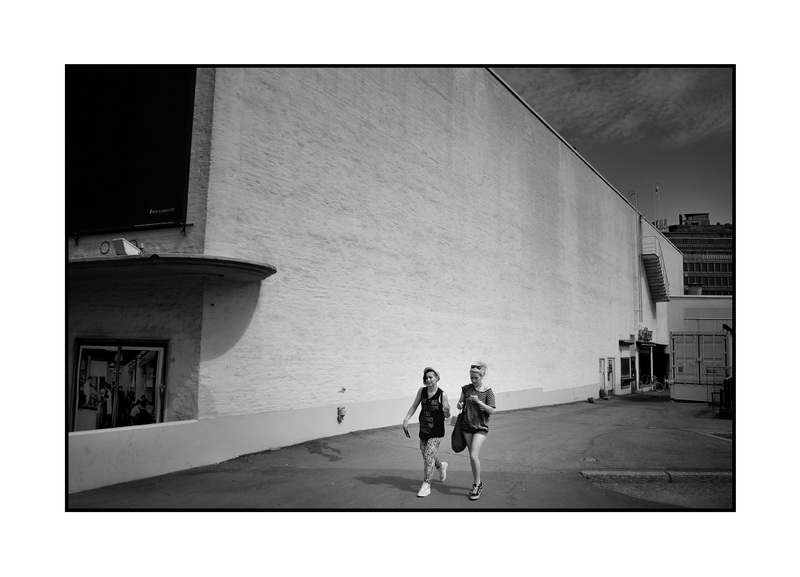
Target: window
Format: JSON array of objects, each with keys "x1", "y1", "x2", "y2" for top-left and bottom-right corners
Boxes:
[
  {"x1": 620, "y1": 357, "x2": 635, "y2": 388},
  {"x1": 71, "y1": 340, "x2": 167, "y2": 432},
  {"x1": 66, "y1": 65, "x2": 196, "y2": 236}
]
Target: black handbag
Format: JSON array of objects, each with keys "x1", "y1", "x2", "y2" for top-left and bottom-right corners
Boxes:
[{"x1": 451, "y1": 412, "x2": 466, "y2": 453}]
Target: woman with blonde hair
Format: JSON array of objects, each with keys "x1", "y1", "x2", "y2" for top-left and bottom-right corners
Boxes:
[{"x1": 457, "y1": 361, "x2": 496, "y2": 500}]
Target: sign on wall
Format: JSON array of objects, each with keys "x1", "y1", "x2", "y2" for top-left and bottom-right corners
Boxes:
[{"x1": 66, "y1": 65, "x2": 196, "y2": 237}]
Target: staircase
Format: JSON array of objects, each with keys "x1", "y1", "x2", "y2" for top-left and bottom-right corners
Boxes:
[{"x1": 641, "y1": 236, "x2": 670, "y2": 302}]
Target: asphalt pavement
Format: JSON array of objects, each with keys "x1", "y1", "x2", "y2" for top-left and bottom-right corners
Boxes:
[{"x1": 67, "y1": 390, "x2": 734, "y2": 510}]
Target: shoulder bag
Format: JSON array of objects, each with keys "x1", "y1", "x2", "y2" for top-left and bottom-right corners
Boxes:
[{"x1": 451, "y1": 410, "x2": 466, "y2": 453}]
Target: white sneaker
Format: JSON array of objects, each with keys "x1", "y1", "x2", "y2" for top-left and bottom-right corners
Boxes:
[
  {"x1": 417, "y1": 482, "x2": 431, "y2": 497},
  {"x1": 439, "y1": 462, "x2": 448, "y2": 482}
]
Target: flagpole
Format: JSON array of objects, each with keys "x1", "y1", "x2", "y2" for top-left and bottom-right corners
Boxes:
[
  {"x1": 656, "y1": 183, "x2": 661, "y2": 220},
  {"x1": 652, "y1": 182, "x2": 656, "y2": 223}
]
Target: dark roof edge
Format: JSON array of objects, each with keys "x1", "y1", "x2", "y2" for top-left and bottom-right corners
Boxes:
[
  {"x1": 486, "y1": 68, "x2": 681, "y2": 254},
  {"x1": 68, "y1": 253, "x2": 277, "y2": 281},
  {"x1": 486, "y1": 69, "x2": 642, "y2": 214}
]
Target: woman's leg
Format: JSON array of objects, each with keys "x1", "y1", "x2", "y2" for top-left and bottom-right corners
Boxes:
[
  {"x1": 420, "y1": 438, "x2": 437, "y2": 483},
  {"x1": 463, "y1": 432, "x2": 476, "y2": 482},
  {"x1": 467, "y1": 432, "x2": 487, "y2": 485},
  {"x1": 431, "y1": 437, "x2": 442, "y2": 469}
]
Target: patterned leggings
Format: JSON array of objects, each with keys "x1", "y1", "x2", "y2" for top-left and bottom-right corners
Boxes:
[{"x1": 419, "y1": 437, "x2": 443, "y2": 483}]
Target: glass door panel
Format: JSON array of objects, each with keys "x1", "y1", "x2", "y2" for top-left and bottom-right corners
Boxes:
[{"x1": 72, "y1": 341, "x2": 166, "y2": 432}]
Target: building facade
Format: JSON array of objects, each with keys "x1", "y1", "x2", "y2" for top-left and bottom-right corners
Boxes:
[
  {"x1": 67, "y1": 67, "x2": 683, "y2": 493},
  {"x1": 665, "y1": 213, "x2": 733, "y2": 296},
  {"x1": 666, "y1": 295, "x2": 733, "y2": 402}
]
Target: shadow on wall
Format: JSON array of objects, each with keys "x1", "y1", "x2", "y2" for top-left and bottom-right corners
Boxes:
[{"x1": 200, "y1": 280, "x2": 263, "y2": 361}]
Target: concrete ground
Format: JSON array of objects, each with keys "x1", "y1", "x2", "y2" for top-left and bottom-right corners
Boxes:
[{"x1": 67, "y1": 390, "x2": 734, "y2": 510}]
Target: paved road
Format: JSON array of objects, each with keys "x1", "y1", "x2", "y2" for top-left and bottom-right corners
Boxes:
[{"x1": 67, "y1": 391, "x2": 734, "y2": 510}]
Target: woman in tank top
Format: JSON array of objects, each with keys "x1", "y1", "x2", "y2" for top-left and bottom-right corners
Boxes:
[{"x1": 402, "y1": 367, "x2": 451, "y2": 498}]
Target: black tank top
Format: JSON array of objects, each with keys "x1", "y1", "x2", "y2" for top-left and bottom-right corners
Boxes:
[{"x1": 419, "y1": 387, "x2": 445, "y2": 439}]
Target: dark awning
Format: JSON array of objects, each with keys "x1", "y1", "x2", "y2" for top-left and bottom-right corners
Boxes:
[{"x1": 68, "y1": 254, "x2": 277, "y2": 283}]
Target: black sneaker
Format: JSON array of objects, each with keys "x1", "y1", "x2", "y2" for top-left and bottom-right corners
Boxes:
[{"x1": 469, "y1": 482, "x2": 483, "y2": 500}]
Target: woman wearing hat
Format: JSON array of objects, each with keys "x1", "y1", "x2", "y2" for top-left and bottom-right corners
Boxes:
[
  {"x1": 457, "y1": 361, "x2": 496, "y2": 501},
  {"x1": 402, "y1": 367, "x2": 451, "y2": 497}
]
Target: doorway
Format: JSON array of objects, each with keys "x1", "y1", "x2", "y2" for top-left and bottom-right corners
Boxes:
[
  {"x1": 671, "y1": 333, "x2": 729, "y2": 385},
  {"x1": 606, "y1": 358, "x2": 616, "y2": 394},
  {"x1": 638, "y1": 345, "x2": 653, "y2": 383},
  {"x1": 598, "y1": 358, "x2": 605, "y2": 394}
]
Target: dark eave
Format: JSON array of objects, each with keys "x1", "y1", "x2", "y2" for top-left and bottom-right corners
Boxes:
[{"x1": 68, "y1": 254, "x2": 277, "y2": 282}]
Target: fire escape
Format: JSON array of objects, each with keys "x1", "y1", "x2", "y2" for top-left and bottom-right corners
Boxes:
[{"x1": 641, "y1": 236, "x2": 670, "y2": 302}]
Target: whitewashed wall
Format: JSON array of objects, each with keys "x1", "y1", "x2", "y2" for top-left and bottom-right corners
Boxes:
[{"x1": 198, "y1": 68, "x2": 656, "y2": 418}]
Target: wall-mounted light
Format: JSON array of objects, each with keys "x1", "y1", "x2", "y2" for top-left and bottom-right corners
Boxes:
[{"x1": 112, "y1": 238, "x2": 142, "y2": 256}]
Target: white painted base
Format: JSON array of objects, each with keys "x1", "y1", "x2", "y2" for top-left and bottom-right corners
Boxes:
[
  {"x1": 69, "y1": 383, "x2": 595, "y2": 493},
  {"x1": 671, "y1": 383, "x2": 723, "y2": 403}
]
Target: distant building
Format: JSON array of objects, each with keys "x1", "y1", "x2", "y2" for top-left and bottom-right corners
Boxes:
[{"x1": 665, "y1": 213, "x2": 733, "y2": 296}]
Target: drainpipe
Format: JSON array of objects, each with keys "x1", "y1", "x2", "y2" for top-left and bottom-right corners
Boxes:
[{"x1": 637, "y1": 215, "x2": 643, "y2": 323}]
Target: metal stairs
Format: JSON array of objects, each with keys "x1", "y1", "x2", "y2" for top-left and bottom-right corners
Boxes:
[{"x1": 641, "y1": 236, "x2": 670, "y2": 302}]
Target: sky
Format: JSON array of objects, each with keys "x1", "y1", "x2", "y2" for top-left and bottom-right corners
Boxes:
[{"x1": 492, "y1": 67, "x2": 734, "y2": 226}]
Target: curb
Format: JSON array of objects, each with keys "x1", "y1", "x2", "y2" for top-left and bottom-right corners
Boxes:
[
  {"x1": 667, "y1": 471, "x2": 732, "y2": 483},
  {"x1": 581, "y1": 470, "x2": 732, "y2": 484}
]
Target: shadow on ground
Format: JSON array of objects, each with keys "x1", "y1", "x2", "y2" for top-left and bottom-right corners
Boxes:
[
  {"x1": 354, "y1": 474, "x2": 472, "y2": 498},
  {"x1": 303, "y1": 440, "x2": 343, "y2": 462},
  {"x1": 611, "y1": 391, "x2": 672, "y2": 403}
]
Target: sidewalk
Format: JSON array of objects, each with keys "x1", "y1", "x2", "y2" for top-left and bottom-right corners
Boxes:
[{"x1": 67, "y1": 391, "x2": 734, "y2": 510}]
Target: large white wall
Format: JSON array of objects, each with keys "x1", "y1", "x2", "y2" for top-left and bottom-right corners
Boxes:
[
  {"x1": 668, "y1": 295, "x2": 732, "y2": 333},
  {"x1": 197, "y1": 68, "x2": 650, "y2": 418}
]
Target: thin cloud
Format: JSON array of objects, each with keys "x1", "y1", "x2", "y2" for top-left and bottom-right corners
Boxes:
[{"x1": 495, "y1": 67, "x2": 732, "y2": 148}]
